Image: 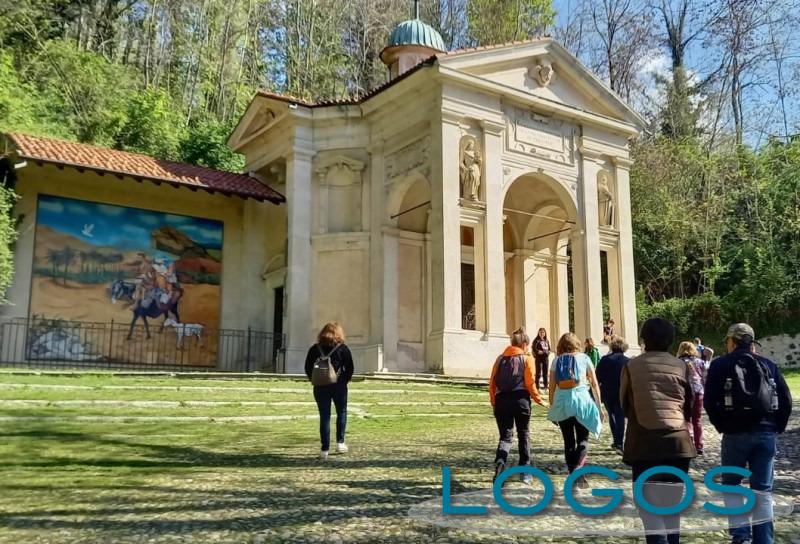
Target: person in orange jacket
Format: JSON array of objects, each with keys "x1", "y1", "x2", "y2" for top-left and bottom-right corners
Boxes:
[{"x1": 489, "y1": 326, "x2": 548, "y2": 483}]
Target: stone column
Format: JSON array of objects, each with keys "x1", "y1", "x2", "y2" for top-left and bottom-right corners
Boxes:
[
  {"x1": 481, "y1": 120, "x2": 508, "y2": 338},
  {"x1": 368, "y1": 141, "x2": 386, "y2": 372},
  {"x1": 572, "y1": 147, "x2": 604, "y2": 343},
  {"x1": 606, "y1": 246, "x2": 622, "y2": 328},
  {"x1": 612, "y1": 156, "x2": 639, "y2": 346},
  {"x1": 552, "y1": 253, "x2": 570, "y2": 337},
  {"x1": 381, "y1": 227, "x2": 399, "y2": 370},
  {"x1": 283, "y1": 147, "x2": 315, "y2": 373},
  {"x1": 427, "y1": 113, "x2": 463, "y2": 371}
]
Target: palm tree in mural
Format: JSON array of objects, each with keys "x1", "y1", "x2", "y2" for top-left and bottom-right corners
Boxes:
[
  {"x1": 59, "y1": 247, "x2": 76, "y2": 285},
  {"x1": 79, "y1": 251, "x2": 91, "y2": 274},
  {"x1": 46, "y1": 248, "x2": 62, "y2": 281}
]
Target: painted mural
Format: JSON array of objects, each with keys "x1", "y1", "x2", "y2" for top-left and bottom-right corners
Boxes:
[{"x1": 28, "y1": 195, "x2": 223, "y2": 366}]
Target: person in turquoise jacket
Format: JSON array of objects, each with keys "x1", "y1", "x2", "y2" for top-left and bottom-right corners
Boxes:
[{"x1": 548, "y1": 332, "x2": 604, "y2": 486}]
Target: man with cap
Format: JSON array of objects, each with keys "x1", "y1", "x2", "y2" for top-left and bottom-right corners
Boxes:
[{"x1": 704, "y1": 323, "x2": 792, "y2": 544}]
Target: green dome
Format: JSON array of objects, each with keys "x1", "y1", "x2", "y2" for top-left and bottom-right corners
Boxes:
[{"x1": 387, "y1": 19, "x2": 446, "y2": 52}]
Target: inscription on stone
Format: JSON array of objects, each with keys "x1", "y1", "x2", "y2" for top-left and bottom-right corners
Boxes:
[
  {"x1": 386, "y1": 136, "x2": 431, "y2": 181},
  {"x1": 508, "y1": 108, "x2": 575, "y2": 165}
]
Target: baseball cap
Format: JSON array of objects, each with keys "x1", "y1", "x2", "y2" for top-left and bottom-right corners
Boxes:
[{"x1": 725, "y1": 323, "x2": 755, "y2": 342}]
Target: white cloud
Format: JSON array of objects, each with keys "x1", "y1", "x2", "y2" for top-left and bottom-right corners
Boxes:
[
  {"x1": 38, "y1": 199, "x2": 64, "y2": 214},
  {"x1": 122, "y1": 224, "x2": 147, "y2": 237},
  {"x1": 139, "y1": 214, "x2": 160, "y2": 226},
  {"x1": 179, "y1": 224, "x2": 223, "y2": 243},
  {"x1": 97, "y1": 204, "x2": 125, "y2": 217},
  {"x1": 67, "y1": 204, "x2": 90, "y2": 216},
  {"x1": 165, "y1": 214, "x2": 191, "y2": 224}
]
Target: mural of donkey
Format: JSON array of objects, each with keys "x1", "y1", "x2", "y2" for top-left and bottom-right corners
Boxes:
[{"x1": 125, "y1": 288, "x2": 183, "y2": 340}]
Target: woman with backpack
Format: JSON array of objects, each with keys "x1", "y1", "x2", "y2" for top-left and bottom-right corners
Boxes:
[
  {"x1": 532, "y1": 328, "x2": 551, "y2": 389},
  {"x1": 548, "y1": 332, "x2": 604, "y2": 484},
  {"x1": 489, "y1": 327, "x2": 547, "y2": 483},
  {"x1": 305, "y1": 322, "x2": 354, "y2": 461},
  {"x1": 677, "y1": 341, "x2": 707, "y2": 455}
]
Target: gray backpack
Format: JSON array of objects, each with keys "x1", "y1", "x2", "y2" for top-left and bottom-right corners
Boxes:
[{"x1": 311, "y1": 344, "x2": 341, "y2": 386}]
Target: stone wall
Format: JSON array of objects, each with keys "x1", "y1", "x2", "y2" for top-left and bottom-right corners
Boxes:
[{"x1": 758, "y1": 333, "x2": 800, "y2": 368}]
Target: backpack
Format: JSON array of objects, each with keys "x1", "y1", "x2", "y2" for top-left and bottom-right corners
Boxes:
[
  {"x1": 722, "y1": 353, "x2": 775, "y2": 427},
  {"x1": 311, "y1": 344, "x2": 341, "y2": 386},
  {"x1": 554, "y1": 354, "x2": 580, "y2": 389},
  {"x1": 493, "y1": 354, "x2": 526, "y2": 394}
]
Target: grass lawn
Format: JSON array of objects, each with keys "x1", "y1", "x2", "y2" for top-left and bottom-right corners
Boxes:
[{"x1": 0, "y1": 372, "x2": 797, "y2": 544}]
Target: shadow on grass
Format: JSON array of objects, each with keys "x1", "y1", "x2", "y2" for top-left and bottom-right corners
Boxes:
[{"x1": 0, "y1": 426, "x2": 486, "y2": 536}]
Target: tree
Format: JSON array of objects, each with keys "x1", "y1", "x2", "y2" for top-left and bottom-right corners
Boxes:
[
  {"x1": 588, "y1": 0, "x2": 656, "y2": 101},
  {"x1": 115, "y1": 89, "x2": 185, "y2": 160},
  {"x1": 0, "y1": 186, "x2": 16, "y2": 302},
  {"x1": 180, "y1": 117, "x2": 245, "y2": 171},
  {"x1": 467, "y1": 0, "x2": 555, "y2": 46}
]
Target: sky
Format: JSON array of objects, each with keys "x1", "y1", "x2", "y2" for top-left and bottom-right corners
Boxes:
[
  {"x1": 550, "y1": 0, "x2": 799, "y2": 147},
  {"x1": 36, "y1": 195, "x2": 223, "y2": 253}
]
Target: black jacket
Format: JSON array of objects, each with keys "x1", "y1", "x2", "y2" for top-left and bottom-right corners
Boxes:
[
  {"x1": 596, "y1": 351, "x2": 629, "y2": 405},
  {"x1": 532, "y1": 338, "x2": 551, "y2": 360},
  {"x1": 304, "y1": 342, "x2": 354, "y2": 384},
  {"x1": 704, "y1": 347, "x2": 792, "y2": 434}
]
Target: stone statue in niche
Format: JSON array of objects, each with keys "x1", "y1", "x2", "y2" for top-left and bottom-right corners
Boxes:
[
  {"x1": 460, "y1": 138, "x2": 482, "y2": 201},
  {"x1": 530, "y1": 58, "x2": 556, "y2": 87},
  {"x1": 597, "y1": 170, "x2": 615, "y2": 227}
]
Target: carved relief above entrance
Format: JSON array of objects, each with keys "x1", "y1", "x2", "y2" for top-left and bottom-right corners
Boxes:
[
  {"x1": 385, "y1": 136, "x2": 431, "y2": 182},
  {"x1": 506, "y1": 108, "x2": 576, "y2": 165}
]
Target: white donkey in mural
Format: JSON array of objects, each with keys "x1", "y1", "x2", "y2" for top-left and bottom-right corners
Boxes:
[{"x1": 163, "y1": 318, "x2": 204, "y2": 349}]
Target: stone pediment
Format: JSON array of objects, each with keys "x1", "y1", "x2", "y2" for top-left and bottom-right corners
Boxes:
[{"x1": 438, "y1": 39, "x2": 644, "y2": 130}]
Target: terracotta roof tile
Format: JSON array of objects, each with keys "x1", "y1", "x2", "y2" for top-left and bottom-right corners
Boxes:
[{"x1": 7, "y1": 133, "x2": 285, "y2": 204}]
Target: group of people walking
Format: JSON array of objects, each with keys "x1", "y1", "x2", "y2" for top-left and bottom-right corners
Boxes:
[
  {"x1": 303, "y1": 318, "x2": 792, "y2": 544},
  {"x1": 489, "y1": 319, "x2": 793, "y2": 544}
]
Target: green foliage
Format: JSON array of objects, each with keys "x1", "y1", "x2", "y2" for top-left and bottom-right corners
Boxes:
[
  {"x1": 638, "y1": 293, "x2": 726, "y2": 340},
  {"x1": 22, "y1": 40, "x2": 137, "y2": 144},
  {"x1": 0, "y1": 186, "x2": 17, "y2": 302},
  {"x1": 467, "y1": 0, "x2": 555, "y2": 45},
  {"x1": 179, "y1": 118, "x2": 244, "y2": 172},
  {"x1": 115, "y1": 90, "x2": 185, "y2": 160}
]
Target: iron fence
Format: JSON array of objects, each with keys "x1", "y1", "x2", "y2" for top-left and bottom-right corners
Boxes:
[{"x1": 0, "y1": 317, "x2": 284, "y2": 372}]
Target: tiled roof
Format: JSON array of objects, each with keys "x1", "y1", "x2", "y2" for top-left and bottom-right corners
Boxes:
[{"x1": 6, "y1": 133, "x2": 285, "y2": 204}]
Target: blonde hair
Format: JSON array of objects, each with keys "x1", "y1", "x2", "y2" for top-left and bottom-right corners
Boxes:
[
  {"x1": 510, "y1": 327, "x2": 530, "y2": 347},
  {"x1": 677, "y1": 341, "x2": 698, "y2": 358},
  {"x1": 608, "y1": 335, "x2": 629, "y2": 353},
  {"x1": 557, "y1": 332, "x2": 582, "y2": 355},
  {"x1": 317, "y1": 322, "x2": 345, "y2": 345}
]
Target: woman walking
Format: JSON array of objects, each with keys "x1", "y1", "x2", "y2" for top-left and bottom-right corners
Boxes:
[
  {"x1": 489, "y1": 327, "x2": 546, "y2": 483},
  {"x1": 532, "y1": 328, "x2": 551, "y2": 389},
  {"x1": 584, "y1": 338, "x2": 600, "y2": 366},
  {"x1": 596, "y1": 336, "x2": 630, "y2": 453},
  {"x1": 305, "y1": 322, "x2": 354, "y2": 461},
  {"x1": 548, "y1": 333, "x2": 604, "y2": 484},
  {"x1": 677, "y1": 341, "x2": 707, "y2": 455}
]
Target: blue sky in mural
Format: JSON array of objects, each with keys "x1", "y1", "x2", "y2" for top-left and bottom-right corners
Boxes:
[{"x1": 36, "y1": 195, "x2": 223, "y2": 252}]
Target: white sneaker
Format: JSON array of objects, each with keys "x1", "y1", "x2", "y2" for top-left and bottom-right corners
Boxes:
[
  {"x1": 336, "y1": 442, "x2": 348, "y2": 454},
  {"x1": 320, "y1": 450, "x2": 329, "y2": 461}
]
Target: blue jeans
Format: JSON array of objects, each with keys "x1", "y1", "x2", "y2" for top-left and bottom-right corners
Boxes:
[
  {"x1": 603, "y1": 399, "x2": 625, "y2": 447},
  {"x1": 313, "y1": 382, "x2": 348, "y2": 451},
  {"x1": 721, "y1": 432, "x2": 777, "y2": 544}
]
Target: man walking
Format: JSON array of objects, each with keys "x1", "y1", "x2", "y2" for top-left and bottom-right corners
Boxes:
[
  {"x1": 621, "y1": 318, "x2": 695, "y2": 544},
  {"x1": 704, "y1": 323, "x2": 793, "y2": 544}
]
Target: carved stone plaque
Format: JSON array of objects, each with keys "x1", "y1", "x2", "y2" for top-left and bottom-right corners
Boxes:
[
  {"x1": 507, "y1": 108, "x2": 575, "y2": 165},
  {"x1": 385, "y1": 136, "x2": 431, "y2": 182}
]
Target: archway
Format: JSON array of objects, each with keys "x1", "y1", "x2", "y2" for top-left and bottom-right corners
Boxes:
[
  {"x1": 385, "y1": 174, "x2": 431, "y2": 372},
  {"x1": 502, "y1": 173, "x2": 577, "y2": 340}
]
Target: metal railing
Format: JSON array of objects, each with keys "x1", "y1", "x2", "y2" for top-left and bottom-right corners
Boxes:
[{"x1": 0, "y1": 317, "x2": 284, "y2": 372}]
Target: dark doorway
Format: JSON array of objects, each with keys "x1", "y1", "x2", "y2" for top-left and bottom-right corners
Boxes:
[
  {"x1": 461, "y1": 263, "x2": 476, "y2": 330},
  {"x1": 272, "y1": 286, "x2": 284, "y2": 362}
]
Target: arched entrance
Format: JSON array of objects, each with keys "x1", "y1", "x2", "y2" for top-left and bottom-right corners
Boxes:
[
  {"x1": 502, "y1": 173, "x2": 577, "y2": 339},
  {"x1": 385, "y1": 174, "x2": 431, "y2": 372}
]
